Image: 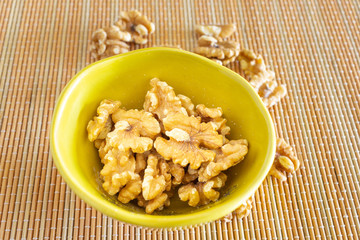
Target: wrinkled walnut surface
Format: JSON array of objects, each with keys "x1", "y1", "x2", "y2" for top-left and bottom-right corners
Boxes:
[
  {"x1": 194, "y1": 35, "x2": 240, "y2": 65},
  {"x1": 87, "y1": 99, "x2": 121, "y2": 142},
  {"x1": 87, "y1": 79, "x2": 250, "y2": 214},
  {"x1": 178, "y1": 173, "x2": 227, "y2": 207},
  {"x1": 195, "y1": 24, "x2": 236, "y2": 38},
  {"x1": 90, "y1": 10, "x2": 154, "y2": 59},
  {"x1": 269, "y1": 138, "x2": 300, "y2": 181},
  {"x1": 238, "y1": 49, "x2": 287, "y2": 108}
]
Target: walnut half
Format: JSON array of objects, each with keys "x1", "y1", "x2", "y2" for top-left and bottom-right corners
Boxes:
[
  {"x1": 194, "y1": 35, "x2": 240, "y2": 66},
  {"x1": 195, "y1": 24, "x2": 236, "y2": 38},
  {"x1": 223, "y1": 195, "x2": 253, "y2": 221},
  {"x1": 269, "y1": 138, "x2": 301, "y2": 181},
  {"x1": 178, "y1": 173, "x2": 227, "y2": 207},
  {"x1": 238, "y1": 49, "x2": 287, "y2": 108},
  {"x1": 116, "y1": 10, "x2": 155, "y2": 44}
]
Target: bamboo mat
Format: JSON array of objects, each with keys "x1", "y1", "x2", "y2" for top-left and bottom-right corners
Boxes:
[{"x1": 0, "y1": 0, "x2": 359, "y2": 239}]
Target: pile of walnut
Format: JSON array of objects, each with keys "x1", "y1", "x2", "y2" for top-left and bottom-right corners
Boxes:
[
  {"x1": 87, "y1": 78, "x2": 249, "y2": 214},
  {"x1": 90, "y1": 10, "x2": 155, "y2": 60}
]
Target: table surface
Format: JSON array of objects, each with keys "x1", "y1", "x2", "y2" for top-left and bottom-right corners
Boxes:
[{"x1": 0, "y1": 0, "x2": 359, "y2": 239}]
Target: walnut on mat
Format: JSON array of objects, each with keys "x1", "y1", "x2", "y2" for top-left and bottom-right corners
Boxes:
[
  {"x1": 116, "y1": 10, "x2": 155, "y2": 44},
  {"x1": 90, "y1": 10, "x2": 155, "y2": 59},
  {"x1": 90, "y1": 28, "x2": 130, "y2": 60},
  {"x1": 195, "y1": 24, "x2": 236, "y2": 38},
  {"x1": 194, "y1": 35, "x2": 240, "y2": 66},
  {"x1": 268, "y1": 138, "x2": 301, "y2": 181},
  {"x1": 238, "y1": 49, "x2": 287, "y2": 108},
  {"x1": 223, "y1": 195, "x2": 253, "y2": 221}
]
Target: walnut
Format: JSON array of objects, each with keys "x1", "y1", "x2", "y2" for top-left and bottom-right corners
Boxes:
[
  {"x1": 153, "y1": 44, "x2": 182, "y2": 49},
  {"x1": 163, "y1": 113, "x2": 224, "y2": 149},
  {"x1": 178, "y1": 173, "x2": 227, "y2": 207},
  {"x1": 159, "y1": 157, "x2": 172, "y2": 191},
  {"x1": 238, "y1": 49, "x2": 287, "y2": 108},
  {"x1": 142, "y1": 154, "x2": 168, "y2": 200},
  {"x1": 195, "y1": 24, "x2": 236, "y2": 38},
  {"x1": 107, "y1": 109, "x2": 160, "y2": 153},
  {"x1": 87, "y1": 99, "x2": 121, "y2": 142},
  {"x1": 144, "y1": 78, "x2": 187, "y2": 122},
  {"x1": 154, "y1": 136, "x2": 215, "y2": 170},
  {"x1": 195, "y1": 104, "x2": 231, "y2": 137},
  {"x1": 194, "y1": 35, "x2": 240, "y2": 65},
  {"x1": 269, "y1": 138, "x2": 300, "y2": 181},
  {"x1": 178, "y1": 94, "x2": 196, "y2": 116},
  {"x1": 182, "y1": 167, "x2": 199, "y2": 184},
  {"x1": 168, "y1": 162, "x2": 185, "y2": 185},
  {"x1": 198, "y1": 139, "x2": 248, "y2": 182},
  {"x1": 118, "y1": 174, "x2": 142, "y2": 203},
  {"x1": 238, "y1": 49, "x2": 267, "y2": 79},
  {"x1": 98, "y1": 139, "x2": 112, "y2": 163},
  {"x1": 135, "y1": 152, "x2": 148, "y2": 175},
  {"x1": 223, "y1": 195, "x2": 253, "y2": 221},
  {"x1": 90, "y1": 10, "x2": 154, "y2": 59},
  {"x1": 259, "y1": 81, "x2": 287, "y2": 108},
  {"x1": 116, "y1": 10, "x2": 155, "y2": 44},
  {"x1": 154, "y1": 113, "x2": 223, "y2": 169},
  {"x1": 211, "y1": 58, "x2": 224, "y2": 65},
  {"x1": 100, "y1": 149, "x2": 136, "y2": 195},
  {"x1": 88, "y1": 79, "x2": 252, "y2": 214},
  {"x1": 137, "y1": 192, "x2": 170, "y2": 214},
  {"x1": 196, "y1": 104, "x2": 222, "y2": 119},
  {"x1": 90, "y1": 27, "x2": 130, "y2": 60}
]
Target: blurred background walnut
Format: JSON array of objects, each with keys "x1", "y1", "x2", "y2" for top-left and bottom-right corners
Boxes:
[
  {"x1": 269, "y1": 138, "x2": 301, "y2": 181},
  {"x1": 194, "y1": 35, "x2": 240, "y2": 66},
  {"x1": 238, "y1": 49, "x2": 287, "y2": 108},
  {"x1": 194, "y1": 24, "x2": 240, "y2": 65},
  {"x1": 223, "y1": 195, "x2": 253, "y2": 221},
  {"x1": 90, "y1": 27, "x2": 130, "y2": 60},
  {"x1": 195, "y1": 24, "x2": 236, "y2": 38},
  {"x1": 90, "y1": 10, "x2": 155, "y2": 60},
  {"x1": 116, "y1": 10, "x2": 155, "y2": 44}
]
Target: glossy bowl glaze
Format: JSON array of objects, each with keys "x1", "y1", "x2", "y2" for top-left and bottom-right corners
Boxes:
[{"x1": 50, "y1": 47, "x2": 276, "y2": 228}]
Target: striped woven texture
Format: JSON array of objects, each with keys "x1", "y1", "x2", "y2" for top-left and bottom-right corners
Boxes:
[{"x1": 1, "y1": 0, "x2": 359, "y2": 239}]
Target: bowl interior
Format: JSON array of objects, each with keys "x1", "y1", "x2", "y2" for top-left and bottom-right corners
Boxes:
[{"x1": 51, "y1": 48, "x2": 275, "y2": 228}]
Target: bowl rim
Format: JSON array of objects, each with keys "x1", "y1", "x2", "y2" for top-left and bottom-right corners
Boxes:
[{"x1": 50, "y1": 47, "x2": 276, "y2": 228}]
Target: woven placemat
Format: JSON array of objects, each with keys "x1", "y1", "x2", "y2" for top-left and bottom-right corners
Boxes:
[{"x1": 0, "y1": 0, "x2": 359, "y2": 239}]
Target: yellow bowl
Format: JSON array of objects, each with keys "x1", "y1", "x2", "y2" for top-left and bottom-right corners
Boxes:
[{"x1": 50, "y1": 47, "x2": 276, "y2": 228}]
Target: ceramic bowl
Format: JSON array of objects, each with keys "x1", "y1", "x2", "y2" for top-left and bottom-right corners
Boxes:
[{"x1": 50, "y1": 47, "x2": 276, "y2": 228}]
